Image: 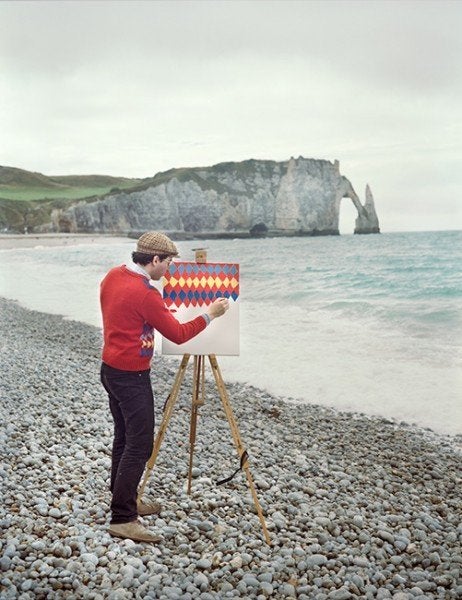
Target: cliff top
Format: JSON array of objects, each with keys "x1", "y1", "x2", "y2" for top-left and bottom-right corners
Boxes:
[{"x1": 0, "y1": 157, "x2": 339, "y2": 202}]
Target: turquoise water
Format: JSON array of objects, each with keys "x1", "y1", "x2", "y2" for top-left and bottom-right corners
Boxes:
[{"x1": 1, "y1": 231, "x2": 461, "y2": 435}]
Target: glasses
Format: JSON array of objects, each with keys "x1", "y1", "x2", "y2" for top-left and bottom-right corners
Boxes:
[{"x1": 162, "y1": 256, "x2": 173, "y2": 265}]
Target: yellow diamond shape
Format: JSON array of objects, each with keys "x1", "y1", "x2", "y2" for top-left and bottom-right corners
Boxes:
[
  {"x1": 169, "y1": 276, "x2": 178, "y2": 287},
  {"x1": 200, "y1": 276, "x2": 207, "y2": 287},
  {"x1": 186, "y1": 277, "x2": 193, "y2": 287},
  {"x1": 178, "y1": 277, "x2": 186, "y2": 287},
  {"x1": 231, "y1": 278, "x2": 239, "y2": 288},
  {"x1": 207, "y1": 276, "x2": 215, "y2": 287},
  {"x1": 192, "y1": 277, "x2": 200, "y2": 287}
]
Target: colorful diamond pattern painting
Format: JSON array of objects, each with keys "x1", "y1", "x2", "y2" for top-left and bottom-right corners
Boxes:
[{"x1": 163, "y1": 262, "x2": 239, "y2": 308}]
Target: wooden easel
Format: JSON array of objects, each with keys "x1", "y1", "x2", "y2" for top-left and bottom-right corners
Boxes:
[
  {"x1": 138, "y1": 353, "x2": 271, "y2": 545},
  {"x1": 138, "y1": 250, "x2": 271, "y2": 545}
]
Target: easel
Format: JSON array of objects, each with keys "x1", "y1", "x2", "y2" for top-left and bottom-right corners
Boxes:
[{"x1": 138, "y1": 250, "x2": 271, "y2": 545}]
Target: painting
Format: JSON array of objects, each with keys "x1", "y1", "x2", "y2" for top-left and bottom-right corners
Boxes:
[{"x1": 160, "y1": 261, "x2": 240, "y2": 356}]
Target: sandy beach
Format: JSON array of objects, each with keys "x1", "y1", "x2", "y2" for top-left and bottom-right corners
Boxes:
[
  {"x1": 0, "y1": 297, "x2": 461, "y2": 599},
  {"x1": 0, "y1": 233, "x2": 131, "y2": 250}
]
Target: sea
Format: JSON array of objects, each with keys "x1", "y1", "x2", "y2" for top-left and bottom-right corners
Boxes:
[{"x1": 1, "y1": 230, "x2": 461, "y2": 437}]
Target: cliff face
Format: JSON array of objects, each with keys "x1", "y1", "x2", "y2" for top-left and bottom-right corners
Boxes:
[{"x1": 42, "y1": 157, "x2": 380, "y2": 235}]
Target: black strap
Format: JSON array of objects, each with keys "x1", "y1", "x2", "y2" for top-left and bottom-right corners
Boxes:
[
  {"x1": 162, "y1": 394, "x2": 170, "y2": 412},
  {"x1": 216, "y1": 450, "x2": 249, "y2": 486}
]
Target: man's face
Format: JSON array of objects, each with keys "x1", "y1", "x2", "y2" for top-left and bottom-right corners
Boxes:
[{"x1": 150, "y1": 255, "x2": 173, "y2": 280}]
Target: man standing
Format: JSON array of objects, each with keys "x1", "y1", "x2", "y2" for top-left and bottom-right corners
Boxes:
[{"x1": 100, "y1": 231, "x2": 229, "y2": 542}]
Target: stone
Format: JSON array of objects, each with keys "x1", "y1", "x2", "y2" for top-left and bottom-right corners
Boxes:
[
  {"x1": 1, "y1": 297, "x2": 461, "y2": 600},
  {"x1": 0, "y1": 557, "x2": 12, "y2": 571},
  {"x1": 307, "y1": 554, "x2": 328, "y2": 567},
  {"x1": 196, "y1": 559, "x2": 212, "y2": 570},
  {"x1": 260, "y1": 581, "x2": 274, "y2": 596},
  {"x1": 328, "y1": 589, "x2": 352, "y2": 600},
  {"x1": 40, "y1": 157, "x2": 380, "y2": 236},
  {"x1": 194, "y1": 573, "x2": 209, "y2": 590},
  {"x1": 279, "y1": 582, "x2": 296, "y2": 596},
  {"x1": 229, "y1": 556, "x2": 243, "y2": 569}
]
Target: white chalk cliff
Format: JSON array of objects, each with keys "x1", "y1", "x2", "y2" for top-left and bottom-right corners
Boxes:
[{"x1": 47, "y1": 157, "x2": 380, "y2": 236}]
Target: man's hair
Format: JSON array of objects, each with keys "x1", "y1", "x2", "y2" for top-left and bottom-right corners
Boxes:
[{"x1": 132, "y1": 251, "x2": 170, "y2": 265}]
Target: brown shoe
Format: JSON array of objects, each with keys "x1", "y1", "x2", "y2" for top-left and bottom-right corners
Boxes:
[
  {"x1": 108, "y1": 520, "x2": 162, "y2": 543},
  {"x1": 137, "y1": 500, "x2": 162, "y2": 516}
]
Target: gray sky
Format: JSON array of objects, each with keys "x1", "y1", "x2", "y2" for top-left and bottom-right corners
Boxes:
[{"x1": 1, "y1": 0, "x2": 461, "y2": 232}]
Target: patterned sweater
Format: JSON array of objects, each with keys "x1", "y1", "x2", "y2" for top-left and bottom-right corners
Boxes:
[{"x1": 100, "y1": 265, "x2": 206, "y2": 371}]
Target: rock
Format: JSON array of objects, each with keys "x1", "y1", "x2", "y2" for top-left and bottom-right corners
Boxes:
[
  {"x1": 194, "y1": 572, "x2": 209, "y2": 590},
  {"x1": 243, "y1": 575, "x2": 260, "y2": 587},
  {"x1": 328, "y1": 589, "x2": 352, "y2": 600},
  {"x1": 80, "y1": 553, "x2": 99, "y2": 566},
  {"x1": 260, "y1": 581, "x2": 274, "y2": 596},
  {"x1": 21, "y1": 579, "x2": 34, "y2": 591},
  {"x1": 196, "y1": 558, "x2": 212, "y2": 570},
  {"x1": 41, "y1": 157, "x2": 380, "y2": 236},
  {"x1": 279, "y1": 582, "x2": 296, "y2": 596},
  {"x1": 377, "y1": 530, "x2": 395, "y2": 544},
  {"x1": 307, "y1": 554, "x2": 328, "y2": 567},
  {"x1": 229, "y1": 556, "x2": 243, "y2": 569},
  {"x1": 1, "y1": 297, "x2": 460, "y2": 600},
  {"x1": 0, "y1": 557, "x2": 12, "y2": 571}
]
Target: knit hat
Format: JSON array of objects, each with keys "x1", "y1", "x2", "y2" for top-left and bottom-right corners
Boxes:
[{"x1": 136, "y1": 232, "x2": 179, "y2": 257}]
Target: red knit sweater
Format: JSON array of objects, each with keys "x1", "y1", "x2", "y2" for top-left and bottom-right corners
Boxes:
[{"x1": 100, "y1": 265, "x2": 206, "y2": 371}]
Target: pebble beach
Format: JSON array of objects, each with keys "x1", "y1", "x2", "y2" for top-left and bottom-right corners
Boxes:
[{"x1": 0, "y1": 297, "x2": 461, "y2": 599}]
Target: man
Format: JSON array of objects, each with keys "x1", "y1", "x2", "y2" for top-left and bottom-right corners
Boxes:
[{"x1": 100, "y1": 231, "x2": 229, "y2": 543}]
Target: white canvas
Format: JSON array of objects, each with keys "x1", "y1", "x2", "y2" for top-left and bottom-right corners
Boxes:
[{"x1": 160, "y1": 261, "x2": 240, "y2": 356}]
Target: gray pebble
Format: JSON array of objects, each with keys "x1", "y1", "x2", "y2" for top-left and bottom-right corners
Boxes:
[
  {"x1": 0, "y1": 557, "x2": 12, "y2": 571},
  {"x1": 0, "y1": 297, "x2": 460, "y2": 600},
  {"x1": 307, "y1": 554, "x2": 328, "y2": 567},
  {"x1": 194, "y1": 572, "x2": 209, "y2": 590},
  {"x1": 328, "y1": 590, "x2": 352, "y2": 600},
  {"x1": 260, "y1": 581, "x2": 273, "y2": 596}
]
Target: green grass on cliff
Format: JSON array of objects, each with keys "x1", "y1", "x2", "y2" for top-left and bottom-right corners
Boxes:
[
  {"x1": 0, "y1": 166, "x2": 142, "y2": 201},
  {"x1": 0, "y1": 185, "x2": 139, "y2": 201}
]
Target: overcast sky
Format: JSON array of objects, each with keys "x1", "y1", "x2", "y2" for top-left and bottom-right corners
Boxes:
[{"x1": 1, "y1": 0, "x2": 461, "y2": 232}]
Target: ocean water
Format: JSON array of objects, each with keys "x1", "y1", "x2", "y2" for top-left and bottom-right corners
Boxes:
[{"x1": 1, "y1": 231, "x2": 461, "y2": 436}]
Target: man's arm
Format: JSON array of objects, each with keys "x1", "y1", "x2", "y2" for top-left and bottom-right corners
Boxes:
[{"x1": 141, "y1": 288, "x2": 229, "y2": 345}]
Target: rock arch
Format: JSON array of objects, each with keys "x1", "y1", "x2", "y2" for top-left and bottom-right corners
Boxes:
[{"x1": 337, "y1": 179, "x2": 380, "y2": 234}]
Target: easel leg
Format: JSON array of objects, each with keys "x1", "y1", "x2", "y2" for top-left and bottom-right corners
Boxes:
[
  {"x1": 187, "y1": 355, "x2": 205, "y2": 494},
  {"x1": 208, "y1": 355, "x2": 271, "y2": 545},
  {"x1": 138, "y1": 354, "x2": 191, "y2": 501}
]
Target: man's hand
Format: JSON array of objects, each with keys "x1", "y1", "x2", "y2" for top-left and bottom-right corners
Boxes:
[{"x1": 207, "y1": 297, "x2": 230, "y2": 320}]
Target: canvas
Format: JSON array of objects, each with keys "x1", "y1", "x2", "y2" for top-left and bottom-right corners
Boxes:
[{"x1": 160, "y1": 261, "x2": 240, "y2": 356}]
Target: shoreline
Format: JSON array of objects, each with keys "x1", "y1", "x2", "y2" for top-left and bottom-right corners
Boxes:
[
  {"x1": 0, "y1": 227, "x2": 371, "y2": 250},
  {"x1": 0, "y1": 233, "x2": 131, "y2": 250},
  {"x1": 1, "y1": 230, "x2": 459, "y2": 252},
  {"x1": 1, "y1": 296, "x2": 461, "y2": 598}
]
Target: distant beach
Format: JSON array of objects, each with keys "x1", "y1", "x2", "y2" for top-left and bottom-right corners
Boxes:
[{"x1": 0, "y1": 233, "x2": 130, "y2": 250}]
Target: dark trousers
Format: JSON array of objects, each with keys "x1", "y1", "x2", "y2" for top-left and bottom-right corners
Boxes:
[{"x1": 100, "y1": 363, "x2": 155, "y2": 524}]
